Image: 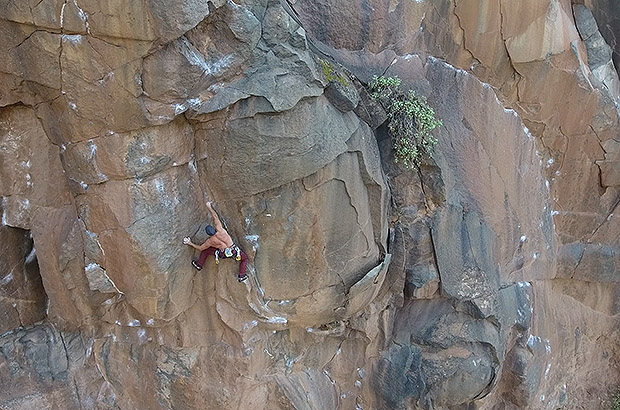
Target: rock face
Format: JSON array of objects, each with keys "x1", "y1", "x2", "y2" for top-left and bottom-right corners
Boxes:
[
  {"x1": 1, "y1": 0, "x2": 620, "y2": 409},
  {"x1": 586, "y1": 0, "x2": 620, "y2": 71}
]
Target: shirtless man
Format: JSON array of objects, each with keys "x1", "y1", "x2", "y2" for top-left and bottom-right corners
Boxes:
[{"x1": 183, "y1": 201, "x2": 248, "y2": 282}]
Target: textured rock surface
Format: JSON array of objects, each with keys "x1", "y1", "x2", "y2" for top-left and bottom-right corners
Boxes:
[
  {"x1": 0, "y1": 225, "x2": 45, "y2": 335},
  {"x1": 586, "y1": 0, "x2": 620, "y2": 70},
  {"x1": 1, "y1": 0, "x2": 620, "y2": 409},
  {"x1": 366, "y1": 56, "x2": 551, "y2": 409}
]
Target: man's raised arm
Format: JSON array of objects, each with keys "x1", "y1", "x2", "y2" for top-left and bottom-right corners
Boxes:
[{"x1": 206, "y1": 201, "x2": 223, "y2": 231}]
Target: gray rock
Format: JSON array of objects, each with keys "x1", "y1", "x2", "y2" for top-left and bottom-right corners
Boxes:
[
  {"x1": 433, "y1": 204, "x2": 500, "y2": 318},
  {"x1": 573, "y1": 243, "x2": 620, "y2": 283},
  {"x1": 574, "y1": 5, "x2": 614, "y2": 69},
  {"x1": 323, "y1": 79, "x2": 360, "y2": 112},
  {"x1": 372, "y1": 343, "x2": 425, "y2": 410},
  {"x1": 499, "y1": 345, "x2": 544, "y2": 407},
  {"x1": 275, "y1": 369, "x2": 339, "y2": 410},
  {"x1": 400, "y1": 220, "x2": 439, "y2": 299},
  {"x1": 261, "y1": 0, "x2": 301, "y2": 48},
  {"x1": 586, "y1": 0, "x2": 620, "y2": 70},
  {"x1": 557, "y1": 241, "x2": 620, "y2": 284},
  {"x1": 184, "y1": 0, "x2": 323, "y2": 116},
  {"x1": 194, "y1": 95, "x2": 360, "y2": 199},
  {"x1": 574, "y1": 5, "x2": 600, "y2": 40},
  {"x1": 84, "y1": 263, "x2": 117, "y2": 293},
  {"x1": 148, "y1": 0, "x2": 227, "y2": 43},
  {"x1": 497, "y1": 282, "x2": 533, "y2": 333},
  {"x1": 420, "y1": 344, "x2": 494, "y2": 408},
  {"x1": 142, "y1": 2, "x2": 261, "y2": 108},
  {"x1": 354, "y1": 85, "x2": 388, "y2": 129},
  {"x1": 2, "y1": 326, "x2": 68, "y2": 382},
  {"x1": 375, "y1": 299, "x2": 501, "y2": 408},
  {"x1": 0, "y1": 225, "x2": 46, "y2": 334},
  {"x1": 0, "y1": 325, "x2": 110, "y2": 409},
  {"x1": 394, "y1": 299, "x2": 502, "y2": 353}
]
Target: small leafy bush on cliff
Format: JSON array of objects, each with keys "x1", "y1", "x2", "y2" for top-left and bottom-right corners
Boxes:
[
  {"x1": 612, "y1": 390, "x2": 620, "y2": 410},
  {"x1": 369, "y1": 76, "x2": 442, "y2": 168}
]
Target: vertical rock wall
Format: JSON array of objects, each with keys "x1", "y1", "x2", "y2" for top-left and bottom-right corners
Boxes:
[
  {"x1": 289, "y1": 0, "x2": 620, "y2": 408},
  {"x1": 1, "y1": 0, "x2": 619, "y2": 409}
]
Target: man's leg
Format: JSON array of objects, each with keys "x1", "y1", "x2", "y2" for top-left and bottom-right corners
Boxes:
[
  {"x1": 194, "y1": 247, "x2": 216, "y2": 269},
  {"x1": 237, "y1": 250, "x2": 248, "y2": 281}
]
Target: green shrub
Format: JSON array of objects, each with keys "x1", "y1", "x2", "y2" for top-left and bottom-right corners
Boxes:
[
  {"x1": 368, "y1": 75, "x2": 442, "y2": 168},
  {"x1": 612, "y1": 390, "x2": 620, "y2": 410}
]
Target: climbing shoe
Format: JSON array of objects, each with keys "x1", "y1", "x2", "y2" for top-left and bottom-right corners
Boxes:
[
  {"x1": 191, "y1": 260, "x2": 202, "y2": 271},
  {"x1": 237, "y1": 275, "x2": 248, "y2": 283}
]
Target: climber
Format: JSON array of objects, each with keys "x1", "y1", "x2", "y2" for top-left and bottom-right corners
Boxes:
[{"x1": 183, "y1": 201, "x2": 248, "y2": 282}]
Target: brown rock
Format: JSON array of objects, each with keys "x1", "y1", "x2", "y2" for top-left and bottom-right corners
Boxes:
[
  {"x1": 503, "y1": 0, "x2": 579, "y2": 63},
  {"x1": 0, "y1": 22, "x2": 61, "y2": 90},
  {"x1": 61, "y1": 116, "x2": 194, "y2": 184},
  {"x1": 31, "y1": 206, "x2": 95, "y2": 330},
  {"x1": 455, "y1": 0, "x2": 512, "y2": 79},
  {"x1": 0, "y1": 106, "x2": 73, "y2": 226},
  {"x1": 76, "y1": 166, "x2": 204, "y2": 320},
  {"x1": 61, "y1": 0, "x2": 225, "y2": 43},
  {"x1": 2, "y1": 0, "x2": 620, "y2": 409},
  {"x1": 197, "y1": 102, "x2": 390, "y2": 326}
]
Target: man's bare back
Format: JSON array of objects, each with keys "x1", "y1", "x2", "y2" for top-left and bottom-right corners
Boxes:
[
  {"x1": 183, "y1": 201, "x2": 249, "y2": 282},
  {"x1": 203, "y1": 230, "x2": 233, "y2": 251}
]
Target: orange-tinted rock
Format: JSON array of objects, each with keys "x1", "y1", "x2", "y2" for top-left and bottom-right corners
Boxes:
[
  {"x1": 503, "y1": 0, "x2": 579, "y2": 63},
  {"x1": 1, "y1": 0, "x2": 620, "y2": 409}
]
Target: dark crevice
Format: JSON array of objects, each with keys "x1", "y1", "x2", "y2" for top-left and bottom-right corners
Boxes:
[
  {"x1": 0, "y1": 224, "x2": 48, "y2": 333},
  {"x1": 570, "y1": 246, "x2": 586, "y2": 279},
  {"x1": 10, "y1": 29, "x2": 52, "y2": 50},
  {"x1": 427, "y1": 226, "x2": 443, "y2": 291}
]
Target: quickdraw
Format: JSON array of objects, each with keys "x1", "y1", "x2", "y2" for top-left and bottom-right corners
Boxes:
[{"x1": 215, "y1": 245, "x2": 241, "y2": 264}]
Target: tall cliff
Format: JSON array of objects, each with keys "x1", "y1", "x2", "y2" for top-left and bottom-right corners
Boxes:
[{"x1": 1, "y1": 0, "x2": 619, "y2": 409}]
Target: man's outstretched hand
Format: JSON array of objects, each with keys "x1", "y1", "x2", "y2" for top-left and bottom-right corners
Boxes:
[
  {"x1": 206, "y1": 201, "x2": 213, "y2": 209},
  {"x1": 183, "y1": 236, "x2": 191, "y2": 245}
]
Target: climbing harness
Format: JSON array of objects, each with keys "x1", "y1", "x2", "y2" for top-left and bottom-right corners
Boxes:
[{"x1": 215, "y1": 245, "x2": 242, "y2": 264}]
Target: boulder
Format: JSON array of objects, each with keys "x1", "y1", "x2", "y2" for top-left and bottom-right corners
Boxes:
[
  {"x1": 0, "y1": 324, "x2": 107, "y2": 409},
  {"x1": 193, "y1": 93, "x2": 390, "y2": 326},
  {"x1": 323, "y1": 77, "x2": 360, "y2": 113}
]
